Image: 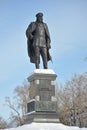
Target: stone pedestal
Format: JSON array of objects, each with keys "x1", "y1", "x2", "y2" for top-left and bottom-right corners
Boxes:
[{"x1": 25, "y1": 69, "x2": 59, "y2": 123}]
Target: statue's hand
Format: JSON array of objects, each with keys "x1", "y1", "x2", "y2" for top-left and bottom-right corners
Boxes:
[
  {"x1": 47, "y1": 39, "x2": 51, "y2": 49},
  {"x1": 30, "y1": 34, "x2": 33, "y2": 40},
  {"x1": 47, "y1": 44, "x2": 51, "y2": 49}
]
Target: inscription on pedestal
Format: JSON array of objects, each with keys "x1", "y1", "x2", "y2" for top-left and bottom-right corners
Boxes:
[
  {"x1": 27, "y1": 100, "x2": 57, "y2": 113},
  {"x1": 36, "y1": 101, "x2": 57, "y2": 112}
]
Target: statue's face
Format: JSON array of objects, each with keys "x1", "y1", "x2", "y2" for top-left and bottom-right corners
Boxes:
[{"x1": 37, "y1": 16, "x2": 43, "y2": 22}]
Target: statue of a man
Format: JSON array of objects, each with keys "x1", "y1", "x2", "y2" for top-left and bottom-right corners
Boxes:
[{"x1": 26, "y1": 12, "x2": 52, "y2": 69}]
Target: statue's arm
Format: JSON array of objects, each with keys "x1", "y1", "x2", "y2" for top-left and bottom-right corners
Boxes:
[
  {"x1": 26, "y1": 22, "x2": 35, "y2": 40},
  {"x1": 44, "y1": 23, "x2": 51, "y2": 49}
]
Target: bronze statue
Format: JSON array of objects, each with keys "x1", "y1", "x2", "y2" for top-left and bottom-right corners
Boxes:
[{"x1": 26, "y1": 12, "x2": 52, "y2": 69}]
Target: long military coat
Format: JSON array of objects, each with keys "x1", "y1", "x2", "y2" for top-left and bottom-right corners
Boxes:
[{"x1": 26, "y1": 21, "x2": 52, "y2": 63}]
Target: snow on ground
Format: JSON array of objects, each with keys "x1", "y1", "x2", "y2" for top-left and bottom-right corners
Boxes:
[{"x1": 5, "y1": 123, "x2": 87, "y2": 130}]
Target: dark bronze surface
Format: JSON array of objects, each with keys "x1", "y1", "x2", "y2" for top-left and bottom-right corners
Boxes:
[{"x1": 26, "y1": 12, "x2": 52, "y2": 69}]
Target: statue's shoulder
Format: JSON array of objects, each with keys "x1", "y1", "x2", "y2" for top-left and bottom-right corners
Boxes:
[
  {"x1": 43, "y1": 22, "x2": 47, "y2": 25},
  {"x1": 28, "y1": 21, "x2": 35, "y2": 27},
  {"x1": 43, "y1": 22, "x2": 48, "y2": 28},
  {"x1": 28, "y1": 21, "x2": 36, "y2": 29}
]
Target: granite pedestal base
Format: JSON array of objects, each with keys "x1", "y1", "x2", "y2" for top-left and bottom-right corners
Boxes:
[
  {"x1": 25, "y1": 69, "x2": 59, "y2": 123},
  {"x1": 26, "y1": 112, "x2": 59, "y2": 123}
]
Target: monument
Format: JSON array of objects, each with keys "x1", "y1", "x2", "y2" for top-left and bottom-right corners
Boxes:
[{"x1": 25, "y1": 12, "x2": 59, "y2": 123}]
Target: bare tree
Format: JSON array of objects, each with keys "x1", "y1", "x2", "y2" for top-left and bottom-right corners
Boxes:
[
  {"x1": 5, "y1": 96, "x2": 22, "y2": 126},
  {"x1": 14, "y1": 81, "x2": 30, "y2": 116},
  {"x1": 5, "y1": 81, "x2": 30, "y2": 126},
  {"x1": 0, "y1": 116, "x2": 8, "y2": 129},
  {"x1": 56, "y1": 73, "x2": 87, "y2": 127}
]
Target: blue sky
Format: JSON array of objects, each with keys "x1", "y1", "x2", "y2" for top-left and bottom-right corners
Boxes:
[{"x1": 0, "y1": 0, "x2": 87, "y2": 120}]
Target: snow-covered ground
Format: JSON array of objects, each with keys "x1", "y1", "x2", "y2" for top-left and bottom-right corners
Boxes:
[{"x1": 5, "y1": 123, "x2": 87, "y2": 130}]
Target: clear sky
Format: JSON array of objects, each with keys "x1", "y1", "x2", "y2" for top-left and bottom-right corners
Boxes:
[{"x1": 0, "y1": 0, "x2": 87, "y2": 120}]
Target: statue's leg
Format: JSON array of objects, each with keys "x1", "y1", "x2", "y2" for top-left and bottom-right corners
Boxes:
[
  {"x1": 41, "y1": 47, "x2": 48, "y2": 69},
  {"x1": 35, "y1": 47, "x2": 40, "y2": 69}
]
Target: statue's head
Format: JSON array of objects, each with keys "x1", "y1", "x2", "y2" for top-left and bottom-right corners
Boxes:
[{"x1": 36, "y1": 12, "x2": 43, "y2": 22}]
